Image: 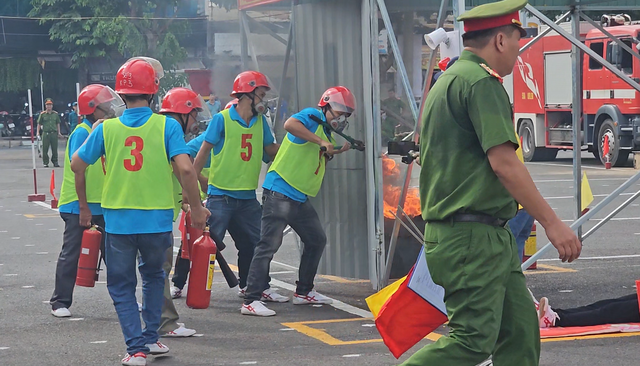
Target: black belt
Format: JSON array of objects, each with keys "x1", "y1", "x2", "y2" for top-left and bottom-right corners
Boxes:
[{"x1": 430, "y1": 213, "x2": 508, "y2": 227}]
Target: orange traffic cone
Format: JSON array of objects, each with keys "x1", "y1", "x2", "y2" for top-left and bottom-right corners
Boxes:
[{"x1": 50, "y1": 170, "x2": 58, "y2": 209}]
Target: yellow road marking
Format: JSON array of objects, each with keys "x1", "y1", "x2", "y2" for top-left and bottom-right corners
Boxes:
[
  {"x1": 541, "y1": 331, "x2": 640, "y2": 342},
  {"x1": 282, "y1": 318, "x2": 443, "y2": 345},
  {"x1": 525, "y1": 264, "x2": 577, "y2": 275},
  {"x1": 318, "y1": 274, "x2": 370, "y2": 284},
  {"x1": 24, "y1": 214, "x2": 59, "y2": 218}
]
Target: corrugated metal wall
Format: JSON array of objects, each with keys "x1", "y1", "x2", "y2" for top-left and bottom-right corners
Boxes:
[{"x1": 293, "y1": 0, "x2": 371, "y2": 279}]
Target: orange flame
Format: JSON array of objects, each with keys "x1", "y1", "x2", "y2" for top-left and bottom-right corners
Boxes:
[{"x1": 382, "y1": 155, "x2": 422, "y2": 219}]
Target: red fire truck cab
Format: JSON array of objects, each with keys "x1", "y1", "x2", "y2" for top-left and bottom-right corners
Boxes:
[{"x1": 509, "y1": 18, "x2": 640, "y2": 166}]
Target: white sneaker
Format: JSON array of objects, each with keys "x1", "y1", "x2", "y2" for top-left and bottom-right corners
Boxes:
[
  {"x1": 241, "y1": 301, "x2": 276, "y2": 317},
  {"x1": 145, "y1": 341, "x2": 170, "y2": 355},
  {"x1": 261, "y1": 288, "x2": 289, "y2": 303},
  {"x1": 163, "y1": 325, "x2": 196, "y2": 337},
  {"x1": 170, "y1": 286, "x2": 182, "y2": 299},
  {"x1": 51, "y1": 307, "x2": 71, "y2": 318},
  {"x1": 121, "y1": 352, "x2": 147, "y2": 366},
  {"x1": 293, "y1": 290, "x2": 333, "y2": 305},
  {"x1": 237, "y1": 286, "x2": 246, "y2": 298},
  {"x1": 538, "y1": 297, "x2": 559, "y2": 328}
]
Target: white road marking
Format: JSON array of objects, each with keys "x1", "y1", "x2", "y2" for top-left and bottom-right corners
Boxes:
[
  {"x1": 279, "y1": 328, "x2": 295, "y2": 331},
  {"x1": 33, "y1": 201, "x2": 57, "y2": 211},
  {"x1": 48, "y1": 228, "x2": 57, "y2": 231},
  {"x1": 539, "y1": 254, "x2": 640, "y2": 261},
  {"x1": 534, "y1": 178, "x2": 629, "y2": 183},
  {"x1": 21, "y1": 286, "x2": 34, "y2": 289},
  {"x1": 269, "y1": 271, "x2": 295, "y2": 275},
  {"x1": 89, "y1": 341, "x2": 107, "y2": 344},
  {"x1": 4, "y1": 274, "x2": 17, "y2": 276},
  {"x1": 558, "y1": 290, "x2": 573, "y2": 293},
  {"x1": 36, "y1": 252, "x2": 49, "y2": 255},
  {"x1": 272, "y1": 261, "x2": 298, "y2": 270},
  {"x1": 14, "y1": 213, "x2": 21, "y2": 216},
  {"x1": 0, "y1": 230, "x2": 7, "y2": 232},
  {"x1": 342, "y1": 354, "x2": 361, "y2": 358},
  {"x1": 546, "y1": 192, "x2": 634, "y2": 200},
  {"x1": 362, "y1": 324, "x2": 376, "y2": 327},
  {"x1": 312, "y1": 304, "x2": 323, "y2": 308},
  {"x1": 269, "y1": 278, "x2": 372, "y2": 318},
  {"x1": 69, "y1": 318, "x2": 85, "y2": 321},
  {"x1": 239, "y1": 362, "x2": 257, "y2": 365},
  {"x1": 25, "y1": 244, "x2": 34, "y2": 247},
  {"x1": 11, "y1": 237, "x2": 20, "y2": 240},
  {"x1": 0, "y1": 347, "x2": 9, "y2": 350},
  {"x1": 192, "y1": 334, "x2": 204, "y2": 337}
]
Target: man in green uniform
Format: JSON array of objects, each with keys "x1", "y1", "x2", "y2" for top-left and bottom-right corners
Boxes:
[
  {"x1": 37, "y1": 98, "x2": 63, "y2": 167},
  {"x1": 403, "y1": 0, "x2": 582, "y2": 365},
  {"x1": 381, "y1": 89, "x2": 407, "y2": 143}
]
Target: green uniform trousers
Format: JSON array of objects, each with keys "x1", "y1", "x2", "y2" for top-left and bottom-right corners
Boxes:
[
  {"x1": 159, "y1": 247, "x2": 180, "y2": 334},
  {"x1": 401, "y1": 221, "x2": 540, "y2": 366},
  {"x1": 42, "y1": 131, "x2": 59, "y2": 166}
]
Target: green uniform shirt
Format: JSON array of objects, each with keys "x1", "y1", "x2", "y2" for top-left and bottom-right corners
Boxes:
[
  {"x1": 419, "y1": 50, "x2": 518, "y2": 221},
  {"x1": 37, "y1": 111, "x2": 61, "y2": 133}
]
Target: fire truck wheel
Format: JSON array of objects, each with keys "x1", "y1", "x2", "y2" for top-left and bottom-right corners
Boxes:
[
  {"x1": 598, "y1": 119, "x2": 629, "y2": 167},
  {"x1": 518, "y1": 120, "x2": 558, "y2": 162}
]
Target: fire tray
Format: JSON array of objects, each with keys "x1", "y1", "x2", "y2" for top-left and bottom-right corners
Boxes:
[{"x1": 384, "y1": 216, "x2": 425, "y2": 280}]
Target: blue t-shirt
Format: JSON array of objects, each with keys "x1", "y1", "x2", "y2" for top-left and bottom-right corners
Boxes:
[
  {"x1": 59, "y1": 119, "x2": 103, "y2": 216},
  {"x1": 76, "y1": 107, "x2": 189, "y2": 234},
  {"x1": 262, "y1": 108, "x2": 331, "y2": 203},
  {"x1": 187, "y1": 134, "x2": 211, "y2": 168},
  {"x1": 203, "y1": 105, "x2": 275, "y2": 200}
]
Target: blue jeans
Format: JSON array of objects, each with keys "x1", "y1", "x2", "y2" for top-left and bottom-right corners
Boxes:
[
  {"x1": 507, "y1": 209, "x2": 535, "y2": 262},
  {"x1": 244, "y1": 190, "x2": 327, "y2": 303},
  {"x1": 105, "y1": 232, "x2": 171, "y2": 355},
  {"x1": 205, "y1": 195, "x2": 262, "y2": 289}
]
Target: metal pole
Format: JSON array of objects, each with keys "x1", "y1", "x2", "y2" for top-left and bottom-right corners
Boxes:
[
  {"x1": 241, "y1": 13, "x2": 261, "y2": 73},
  {"x1": 451, "y1": 0, "x2": 465, "y2": 55},
  {"x1": 519, "y1": 11, "x2": 571, "y2": 54},
  {"x1": 522, "y1": 168, "x2": 640, "y2": 270},
  {"x1": 382, "y1": 0, "x2": 448, "y2": 286},
  {"x1": 274, "y1": 8, "x2": 295, "y2": 139},
  {"x1": 582, "y1": 190, "x2": 640, "y2": 242},
  {"x1": 571, "y1": 6, "x2": 583, "y2": 238},
  {"x1": 240, "y1": 11, "x2": 249, "y2": 71},
  {"x1": 28, "y1": 89, "x2": 37, "y2": 194},
  {"x1": 525, "y1": 4, "x2": 640, "y2": 93},
  {"x1": 39, "y1": 74, "x2": 45, "y2": 111},
  {"x1": 580, "y1": 11, "x2": 640, "y2": 62},
  {"x1": 376, "y1": 0, "x2": 419, "y2": 123}
]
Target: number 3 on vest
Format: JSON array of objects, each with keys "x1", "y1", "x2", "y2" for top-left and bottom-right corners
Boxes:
[
  {"x1": 124, "y1": 136, "x2": 144, "y2": 171},
  {"x1": 241, "y1": 133, "x2": 253, "y2": 162}
]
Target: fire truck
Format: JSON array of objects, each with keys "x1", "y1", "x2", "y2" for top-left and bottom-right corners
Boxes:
[{"x1": 504, "y1": 15, "x2": 640, "y2": 167}]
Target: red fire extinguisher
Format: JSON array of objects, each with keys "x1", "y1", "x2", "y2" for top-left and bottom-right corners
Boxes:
[
  {"x1": 76, "y1": 225, "x2": 102, "y2": 287},
  {"x1": 186, "y1": 227, "x2": 217, "y2": 309},
  {"x1": 180, "y1": 211, "x2": 203, "y2": 260}
]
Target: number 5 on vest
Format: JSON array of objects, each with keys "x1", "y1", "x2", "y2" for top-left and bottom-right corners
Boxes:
[
  {"x1": 241, "y1": 134, "x2": 253, "y2": 162},
  {"x1": 124, "y1": 136, "x2": 144, "y2": 171}
]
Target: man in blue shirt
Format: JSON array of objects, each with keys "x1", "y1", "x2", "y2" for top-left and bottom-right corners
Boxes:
[
  {"x1": 242, "y1": 86, "x2": 354, "y2": 316},
  {"x1": 68, "y1": 102, "x2": 79, "y2": 133},
  {"x1": 49, "y1": 84, "x2": 123, "y2": 318},
  {"x1": 206, "y1": 93, "x2": 221, "y2": 116},
  {"x1": 71, "y1": 58, "x2": 210, "y2": 366},
  {"x1": 193, "y1": 71, "x2": 282, "y2": 303}
]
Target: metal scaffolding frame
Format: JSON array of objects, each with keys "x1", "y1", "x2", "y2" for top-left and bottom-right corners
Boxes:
[
  {"x1": 239, "y1": 0, "x2": 640, "y2": 289},
  {"x1": 381, "y1": 0, "x2": 640, "y2": 287}
]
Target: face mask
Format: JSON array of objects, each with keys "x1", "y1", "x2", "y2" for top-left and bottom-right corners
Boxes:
[
  {"x1": 252, "y1": 100, "x2": 268, "y2": 115},
  {"x1": 329, "y1": 114, "x2": 349, "y2": 133}
]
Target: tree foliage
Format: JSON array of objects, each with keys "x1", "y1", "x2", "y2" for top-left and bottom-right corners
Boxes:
[{"x1": 29, "y1": 0, "x2": 191, "y2": 90}]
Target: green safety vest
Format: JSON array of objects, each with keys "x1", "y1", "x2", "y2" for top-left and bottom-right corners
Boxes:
[
  {"x1": 101, "y1": 114, "x2": 174, "y2": 210},
  {"x1": 269, "y1": 124, "x2": 335, "y2": 197},
  {"x1": 58, "y1": 123, "x2": 105, "y2": 206},
  {"x1": 208, "y1": 110, "x2": 263, "y2": 191}
]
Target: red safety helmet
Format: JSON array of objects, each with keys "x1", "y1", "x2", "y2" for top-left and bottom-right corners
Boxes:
[
  {"x1": 115, "y1": 59, "x2": 160, "y2": 95},
  {"x1": 318, "y1": 86, "x2": 356, "y2": 114},
  {"x1": 77, "y1": 84, "x2": 124, "y2": 117},
  {"x1": 231, "y1": 71, "x2": 270, "y2": 97},
  {"x1": 160, "y1": 87, "x2": 212, "y2": 122},
  {"x1": 224, "y1": 98, "x2": 239, "y2": 110}
]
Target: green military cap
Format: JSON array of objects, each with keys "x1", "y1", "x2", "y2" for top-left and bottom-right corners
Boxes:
[
  {"x1": 457, "y1": 0, "x2": 528, "y2": 37},
  {"x1": 45, "y1": 98, "x2": 53, "y2": 105}
]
